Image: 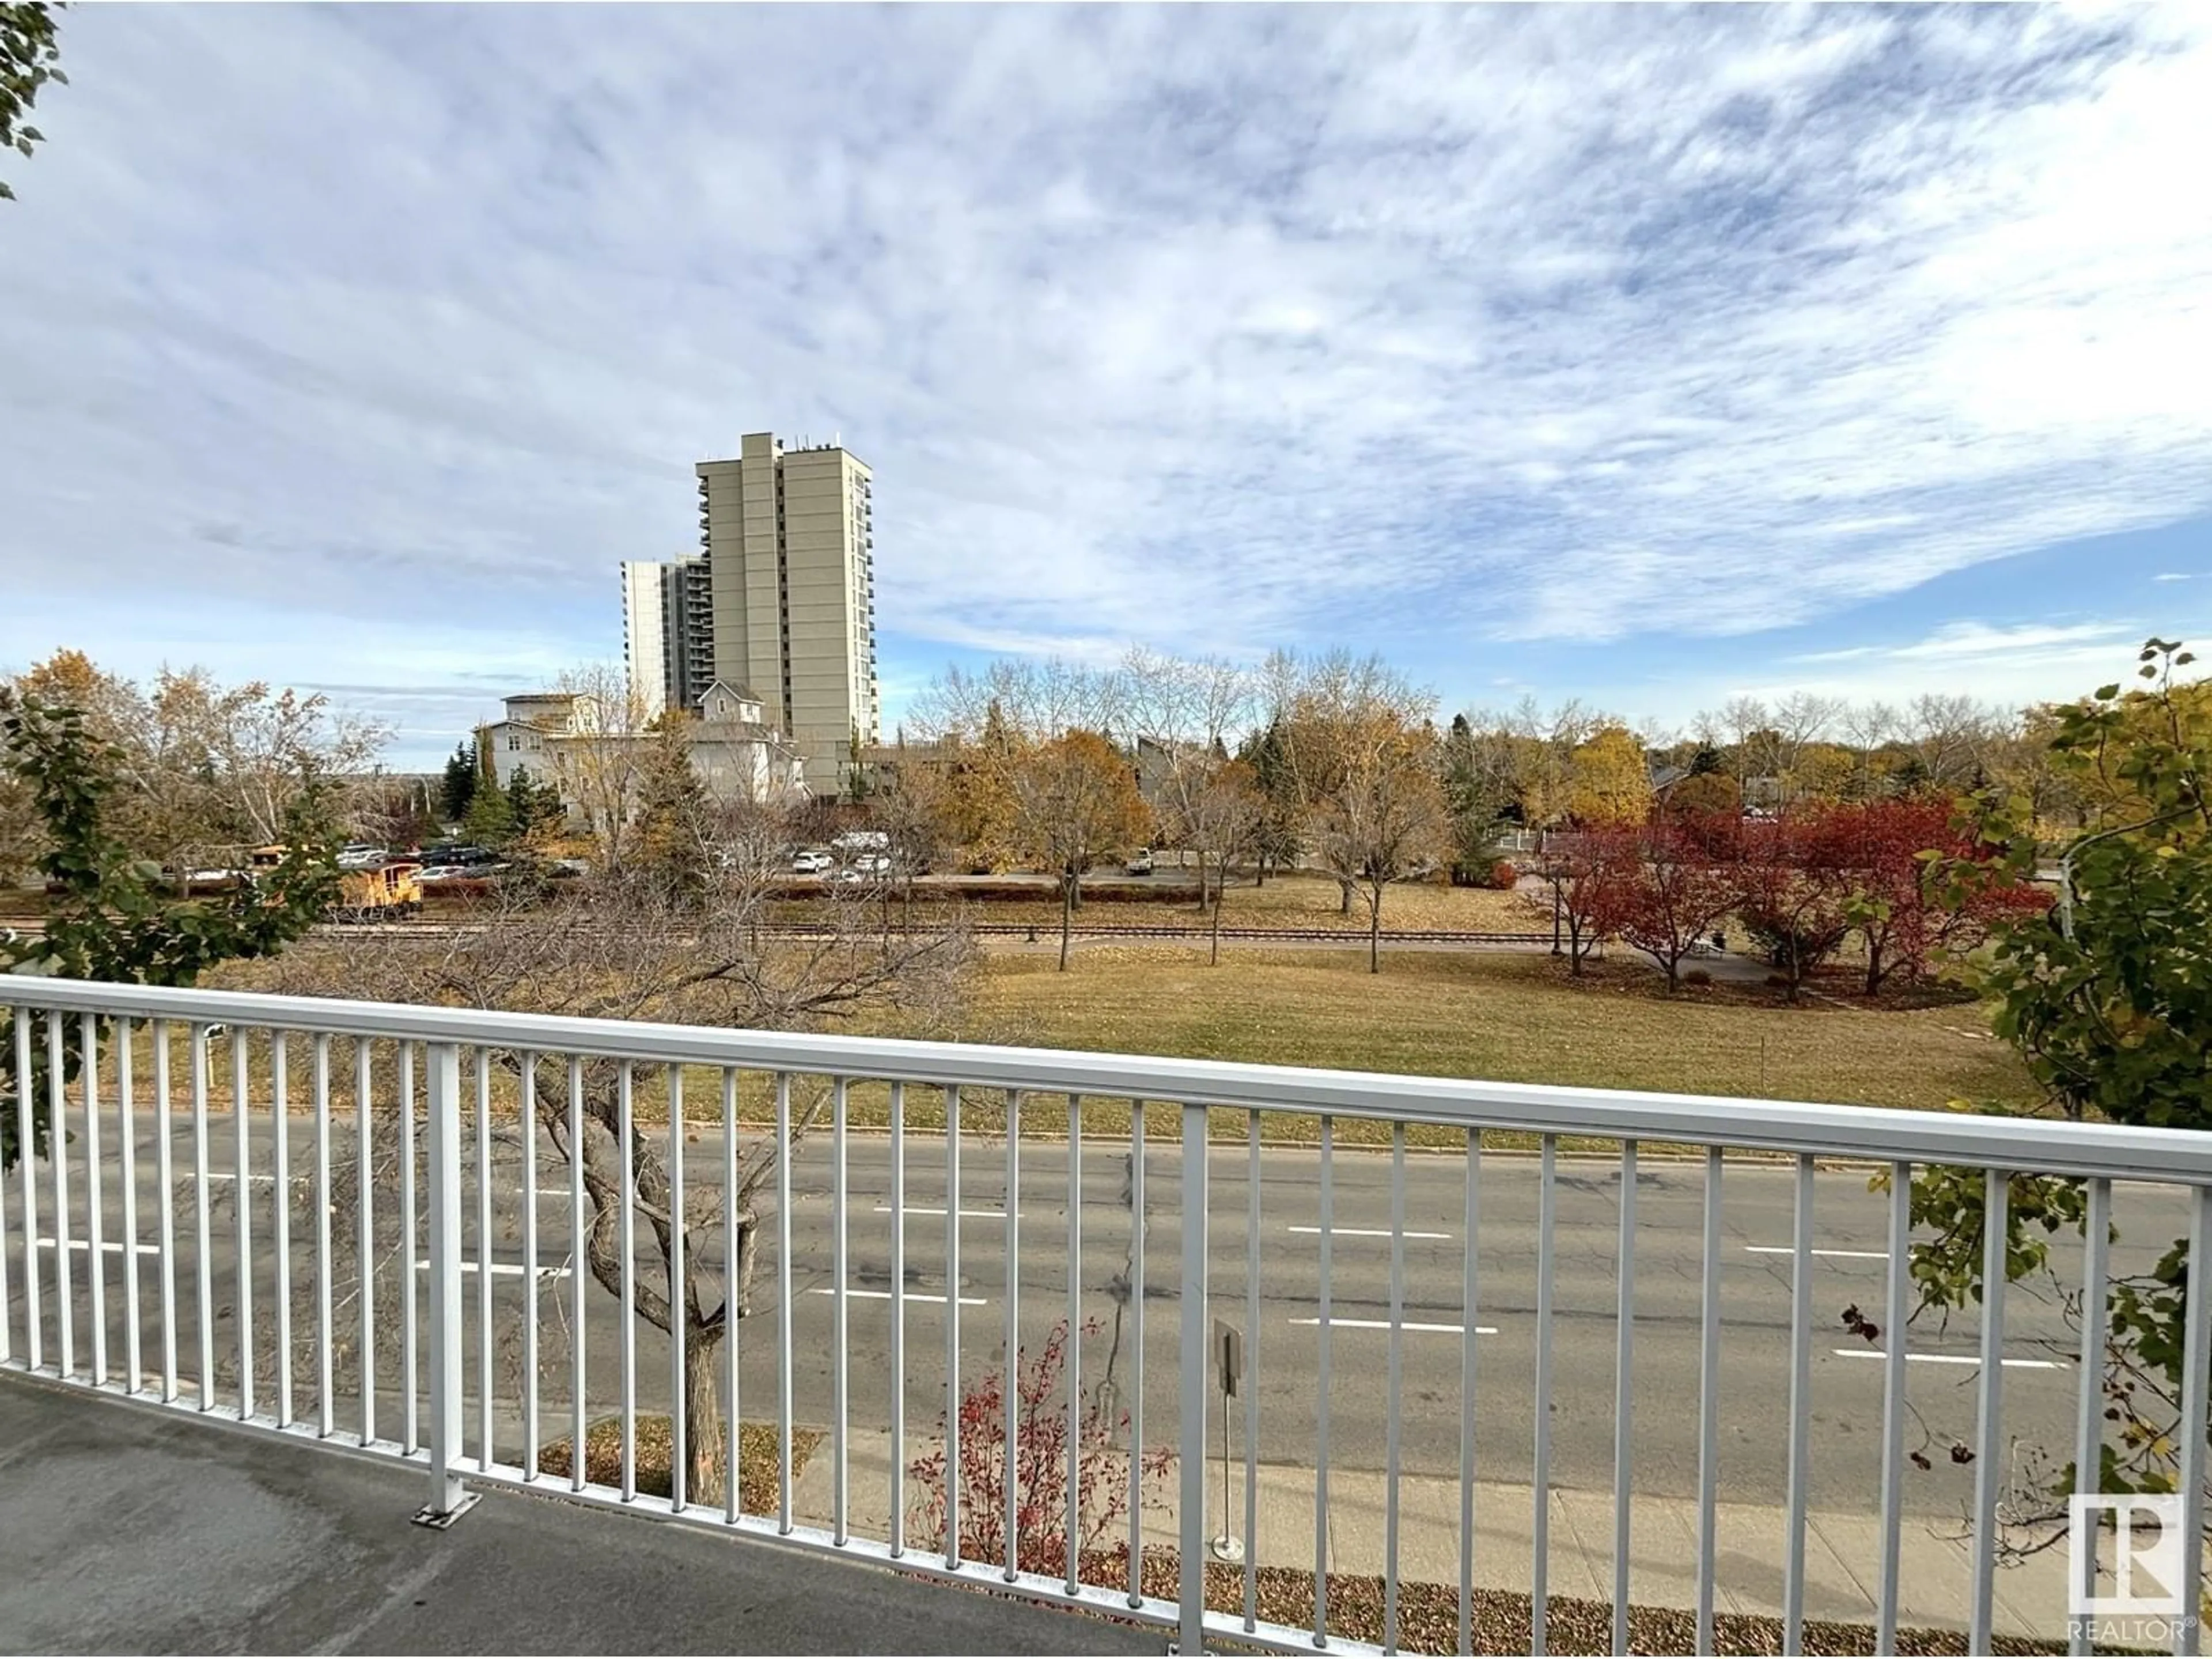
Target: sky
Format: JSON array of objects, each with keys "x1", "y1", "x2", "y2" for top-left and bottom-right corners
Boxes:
[{"x1": 3, "y1": 3, "x2": 2209, "y2": 770}]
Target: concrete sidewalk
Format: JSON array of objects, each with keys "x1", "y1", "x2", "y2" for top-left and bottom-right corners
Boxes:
[
  {"x1": 0, "y1": 1376, "x2": 1162, "y2": 1656},
  {"x1": 793, "y1": 1428, "x2": 2074, "y2": 1643}
]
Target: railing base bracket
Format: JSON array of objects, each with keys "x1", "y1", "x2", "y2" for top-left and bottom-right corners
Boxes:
[{"x1": 411, "y1": 1493, "x2": 480, "y2": 1530}]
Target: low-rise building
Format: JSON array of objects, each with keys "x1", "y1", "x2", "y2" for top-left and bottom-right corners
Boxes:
[{"x1": 474, "y1": 683, "x2": 805, "y2": 834}]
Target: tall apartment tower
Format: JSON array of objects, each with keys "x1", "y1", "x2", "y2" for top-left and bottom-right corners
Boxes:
[
  {"x1": 694, "y1": 432, "x2": 878, "y2": 795},
  {"x1": 622, "y1": 554, "x2": 714, "y2": 720}
]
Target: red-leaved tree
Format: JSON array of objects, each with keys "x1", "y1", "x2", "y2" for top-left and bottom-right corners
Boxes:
[
  {"x1": 1597, "y1": 818, "x2": 1740, "y2": 990},
  {"x1": 1819, "y1": 796, "x2": 2050, "y2": 993},
  {"x1": 1737, "y1": 815, "x2": 1853, "y2": 1001},
  {"x1": 907, "y1": 1319, "x2": 1173, "y2": 1584}
]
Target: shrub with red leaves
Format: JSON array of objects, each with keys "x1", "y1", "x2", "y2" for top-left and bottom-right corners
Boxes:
[{"x1": 906, "y1": 1317, "x2": 1173, "y2": 1581}]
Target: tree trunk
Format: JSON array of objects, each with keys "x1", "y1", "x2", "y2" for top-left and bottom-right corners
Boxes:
[
  {"x1": 1864, "y1": 942, "x2": 1883, "y2": 997},
  {"x1": 684, "y1": 1328, "x2": 730, "y2": 1508},
  {"x1": 1568, "y1": 917, "x2": 1585, "y2": 976},
  {"x1": 1209, "y1": 879, "x2": 1223, "y2": 966},
  {"x1": 1194, "y1": 850, "x2": 1208, "y2": 915},
  {"x1": 1368, "y1": 890, "x2": 1382, "y2": 975},
  {"x1": 1058, "y1": 874, "x2": 1073, "y2": 972},
  {"x1": 1339, "y1": 878, "x2": 1354, "y2": 916}
]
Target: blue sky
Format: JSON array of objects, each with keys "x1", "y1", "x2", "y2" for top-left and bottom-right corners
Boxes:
[{"x1": 3, "y1": 4, "x2": 2209, "y2": 769}]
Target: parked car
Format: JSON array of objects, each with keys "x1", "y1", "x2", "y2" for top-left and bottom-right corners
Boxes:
[
  {"x1": 791, "y1": 850, "x2": 831, "y2": 874},
  {"x1": 336, "y1": 843, "x2": 388, "y2": 870},
  {"x1": 1125, "y1": 849, "x2": 1154, "y2": 875}
]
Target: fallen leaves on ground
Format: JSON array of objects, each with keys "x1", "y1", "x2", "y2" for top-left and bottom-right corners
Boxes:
[{"x1": 536, "y1": 1415, "x2": 822, "y2": 1517}]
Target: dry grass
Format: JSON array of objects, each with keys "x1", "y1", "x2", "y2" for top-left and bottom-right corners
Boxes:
[
  {"x1": 934, "y1": 946, "x2": 2035, "y2": 1115},
  {"x1": 772, "y1": 873, "x2": 1535, "y2": 935},
  {"x1": 535, "y1": 1414, "x2": 822, "y2": 1513}
]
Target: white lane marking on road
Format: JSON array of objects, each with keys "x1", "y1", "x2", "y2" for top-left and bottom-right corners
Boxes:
[
  {"x1": 810, "y1": 1287, "x2": 988, "y2": 1307},
  {"x1": 872, "y1": 1205, "x2": 1012, "y2": 1219},
  {"x1": 1289, "y1": 1317, "x2": 1498, "y2": 1335},
  {"x1": 1831, "y1": 1349, "x2": 2064, "y2": 1370},
  {"x1": 194, "y1": 1172, "x2": 276, "y2": 1183},
  {"x1": 1287, "y1": 1226, "x2": 1453, "y2": 1241},
  {"x1": 35, "y1": 1237, "x2": 161, "y2": 1255},
  {"x1": 412, "y1": 1260, "x2": 573, "y2": 1281},
  {"x1": 1748, "y1": 1245, "x2": 1887, "y2": 1259}
]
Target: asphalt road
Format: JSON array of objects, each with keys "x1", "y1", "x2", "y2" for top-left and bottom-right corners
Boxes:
[{"x1": 6, "y1": 1112, "x2": 2195, "y2": 1523}]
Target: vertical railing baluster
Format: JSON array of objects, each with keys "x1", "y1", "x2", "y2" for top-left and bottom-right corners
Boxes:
[
  {"x1": 618, "y1": 1059, "x2": 636, "y2": 1501},
  {"x1": 1176, "y1": 1101, "x2": 1209, "y2": 1658},
  {"x1": 2173, "y1": 1185, "x2": 2211, "y2": 1658},
  {"x1": 47, "y1": 1012, "x2": 73, "y2": 1379},
  {"x1": 1878, "y1": 1160, "x2": 1913, "y2": 1654},
  {"x1": 2068, "y1": 1178, "x2": 2111, "y2": 1658},
  {"x1": 188, "y1": 1019, "x2": 209, "y2": 1404},
  {"x1": 421, "y1": 1040, "x2": 470, "y2": 1524},
  {"x1": 476, "y1": 1047, "x2": 493, "y2": 1471},
  {"x1": 1783, "y1": 1154, "x2": 1815, "y2": 1656},
  {"x1": 273, "y1": 1034, "x2": 292, "y2": 1429},
  {"x1": 891, "y1": 1080, "x2": 907, "y2": 1559},
  {"x1": 1243, "y1": 1108, "x2": 1260, "y2": 1634},
  {"x1": 520, "y1": 1052, "x2": 538, "y2": 1481},
  {"x1": 1128, "y1": 1103, "x2": 1147, "y2": 1608},
  {"x1": 230, "y1": 1025, "x2": 251, "y2": 1417},
  {"x1": 1065, "y1": 1092, "x2": 1082, "y2": 1595},
  {"x1": 722, "y1": 1067, "x2": 740, "y2": 1524},
  {"x1": 314, "y1": 1034, "x2": 332, "y2": 1437},
  {"x1": 1315, "y1": 1112, "x2": 1334, "y2": 1646},
  {"x1": 1969, "y1": 1168, "x2": 2010, "y2": 1657},
  {"x1": 82, "y1": 1014, "x2": 107, "y2": 1388},
  {"x1": 397, "y1": 1042, "x2": 414, "y2": 1454},
  {"x1": 1612, "y1": 1139, "x2": 1638, "y2": 1657},
  {"x1": 1460, "y1": 1128, "x2": 1480, "y2": 1659},
  {"x1": 13, "y1": 1007, "x2": 39, "y2": 1373},
  {"x1": 775, "y1": 1072, "x2": 792, "y2": 1536},
  {"x1": 944, "y1": 1083, "x2": 961, "y2": 1569},
  {"x1": 568, "y1": 1057, "x2": 586, "y2": 1493},
  {"x1": 669, "y1": 1065, "x2": 688, "y2": 1514},
  {"x1": 154, "y1": 1020, "x2": 174, "y2": 1399},
  {"x1": 1002, "y1": 1088, "x2": 1020, "y2": 1582},
  {"x1": 1696, "y1": 1147, "x2": 1724, "y2": 1657},
  {"x1": 832, "y1": 1075, "x2": 850, "y2": 1547},
  {"x1": 1533, "y1": 1134, "x2": 1558, "y2": 1657},
  {"x1": 1386, "y1": 1123, "x2": 1406, "y2": 1654},
  {"x1": 119, "y1": 1017, "x2": 141, "y2": 1393},
  {"x1": 357, "y1": 1037, "x2": 374, "y2": 1444}
]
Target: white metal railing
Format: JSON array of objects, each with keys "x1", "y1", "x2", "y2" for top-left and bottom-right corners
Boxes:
[{"x1": 2, "y1": 975, "x2": 2210, "y2": 1657}]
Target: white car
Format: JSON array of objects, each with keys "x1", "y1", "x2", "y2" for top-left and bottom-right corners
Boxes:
[
  {"x1": 337, "y1": 844, "x2": 389, "y2": 870},
  {"x1": 1126, "y1": 849, "x2": 1154, "y2": 875},
  {"x1": 791, "y1": 851, "x2": 831, "y2": 874}
]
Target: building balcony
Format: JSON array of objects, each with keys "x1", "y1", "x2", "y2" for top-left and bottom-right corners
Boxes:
[{"x1": 3, "y1": 975, "x2": 2207, "y2": 1657}]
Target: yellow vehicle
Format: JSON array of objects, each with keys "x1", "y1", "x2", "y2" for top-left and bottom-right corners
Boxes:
[{"x1": 249, "y1": 846, "x2": 424, "y2": 921}]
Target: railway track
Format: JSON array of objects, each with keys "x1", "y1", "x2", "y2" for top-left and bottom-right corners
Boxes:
[{"x1": 3, "y1": 915, "x2": 1553, "y2": 948}]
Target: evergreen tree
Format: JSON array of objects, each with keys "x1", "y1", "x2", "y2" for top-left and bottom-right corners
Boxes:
[
  {"x1": 505, "y1": 764, "x2": 562, "y2": 838},
  {"x1": 633, "y1": 729, "x2": 710, "y2": 902},
  {"x1": 441, "y1": 738, "x2": 480, "y2": 823}
]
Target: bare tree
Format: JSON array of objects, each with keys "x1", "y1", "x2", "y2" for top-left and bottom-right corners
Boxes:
[
  {"x1": 1308, "y1": 712, "x2": 1449, "y2": 974},
  {"x1": 1181, "y1": 756, "x2": 1263, "y2": 964},
  {"x1": 252, "y1": 872, "x2": 974, "y2": 1502}
]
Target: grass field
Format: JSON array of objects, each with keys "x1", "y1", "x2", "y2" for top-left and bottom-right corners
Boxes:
[
  {"x1": 775, "y1": 873, "x2": 1535, "y2": 935},
  {"x1": 187, "y1": 930, "x2": 2035, "y2": 1152},
  {"x1": 938, "y1": 946, "x2": 2036, "y2": 1114}
]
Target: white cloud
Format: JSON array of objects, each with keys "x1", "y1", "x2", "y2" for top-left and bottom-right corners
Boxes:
[{"x1": 3, "y1": 3, "x2": 2211, "y2": 758}]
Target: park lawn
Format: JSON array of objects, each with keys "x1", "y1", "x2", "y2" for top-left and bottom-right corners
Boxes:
[
  {"x1": 938, "y1": 946, "x2": 2037, "y2": 1116},
  {"x1": 771, "y1": 874, "x2": 1535, "y2": 935}
]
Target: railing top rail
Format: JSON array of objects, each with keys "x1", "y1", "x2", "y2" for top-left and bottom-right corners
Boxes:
[{"x1": 8, "y1": 975, "x2": 2208, "y2": 1184}]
